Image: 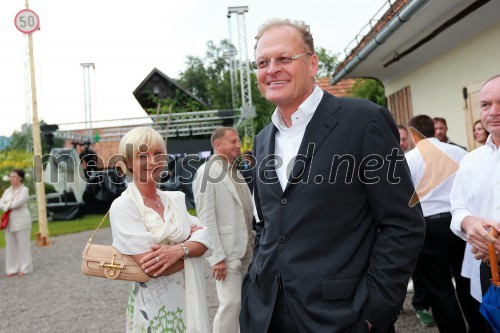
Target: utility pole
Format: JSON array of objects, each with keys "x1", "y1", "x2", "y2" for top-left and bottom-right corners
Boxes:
[{"x1": 15, "y1": 0, "x2": 50, "y2": 246}]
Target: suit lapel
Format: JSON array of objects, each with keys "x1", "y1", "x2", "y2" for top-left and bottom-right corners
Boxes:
[
  {"x1": 222, "y1": 174, "x2": 242, "y2": 207},
  {"x1": 211, "y1": 158, "x2": 243, "y2": 207},
  {"x1": 285, "y1": 93, "x2": 341, "y2": 191},
  {"x1": 259, "y1": 124, "x2": 283, "y2": 196}
]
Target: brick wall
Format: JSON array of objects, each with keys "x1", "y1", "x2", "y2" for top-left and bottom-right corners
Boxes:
[{"x1": 63, "y1": 129, "x2": 120, "y2": 169}]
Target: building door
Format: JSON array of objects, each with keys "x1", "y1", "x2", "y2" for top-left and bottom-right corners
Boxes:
[
  {"x1": 387, "y1": 85, "x2": 413, "y2": 128},
  {"x1": 464, "y1": 79, "x2": 485, "y2": 150}
]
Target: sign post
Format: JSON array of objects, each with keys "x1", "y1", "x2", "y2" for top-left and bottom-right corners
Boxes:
[
  {"x1": 14, "y1": 9, "x2": 39, "y2": 34},
  {"x1": 15, "y1": 4, "x2": 51, "y2": 246}
]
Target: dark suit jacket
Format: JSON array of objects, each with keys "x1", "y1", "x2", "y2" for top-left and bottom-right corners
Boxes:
[{"x1": 240, "y1": 92, "x2": 425, "y2": 333}]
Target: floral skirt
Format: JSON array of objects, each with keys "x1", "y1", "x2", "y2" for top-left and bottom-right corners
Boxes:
[{"x1": 126, "y1": 270, "x2": 187, "y2": 333}]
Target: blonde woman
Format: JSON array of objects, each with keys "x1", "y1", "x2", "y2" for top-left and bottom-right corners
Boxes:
[
  {"x1": 0, "y1": 169, "x2": 33, "y2": 277},
  {"x1": 110, "y1": 127, "x2": 212, "y2": 333}
]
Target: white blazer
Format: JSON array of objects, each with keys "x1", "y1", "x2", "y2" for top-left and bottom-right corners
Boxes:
[
  {"x1": 192, "y1": 158, "x2": 253, "y2": 267},
  {"x1": 0, "y1": 185, "x2": 31, "y2": 232}
]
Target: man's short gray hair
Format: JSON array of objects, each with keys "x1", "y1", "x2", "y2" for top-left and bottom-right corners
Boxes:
[
  {"x1": 211, "y1": 127, "x2": 237, "y2": 147},
  {"x1": 254, "y1": 19, "x2": 314, "y2": 54}
]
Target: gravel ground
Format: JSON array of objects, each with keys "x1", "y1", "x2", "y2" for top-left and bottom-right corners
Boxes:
[{"x1": 0, "y1": 229, "x2": 438, "y2": 333}]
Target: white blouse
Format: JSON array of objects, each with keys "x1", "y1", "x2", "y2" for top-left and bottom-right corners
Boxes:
[{"x1": 110, "y1": 188, "x2": 211, "y2": 256}]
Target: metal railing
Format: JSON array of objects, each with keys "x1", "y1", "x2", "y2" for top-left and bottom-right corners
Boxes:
[
  {"x1": 340, "y1": 0, "x2": 396, "y2": 61},
  {"x1": 55, "y1": 109, "x2": 241, "y2": 142}
]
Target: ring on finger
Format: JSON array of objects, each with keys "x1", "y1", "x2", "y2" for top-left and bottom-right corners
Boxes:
[{"x1": 155, "y1": 256, "x2": 160, "y2": 263}]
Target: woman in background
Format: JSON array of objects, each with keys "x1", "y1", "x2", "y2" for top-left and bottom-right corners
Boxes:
[
  {"x1": 110, "y1": 127, "x2": 211, "y2": 333},
  {"x1": 0, "y1": 169, "x2": 33, "y2": 276},
  {"x1": 473, "y1": 119, "x2": 489, "y2": 145}
]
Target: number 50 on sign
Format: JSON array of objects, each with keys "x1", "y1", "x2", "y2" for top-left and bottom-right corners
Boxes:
[{"x1": 14, "y1": 9, "x2": 40, "y2": 34}]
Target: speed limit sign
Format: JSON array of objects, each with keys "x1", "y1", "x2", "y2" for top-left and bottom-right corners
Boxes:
[{"x1": 14, "y1": 9, "x2": 40, "y2": 34}]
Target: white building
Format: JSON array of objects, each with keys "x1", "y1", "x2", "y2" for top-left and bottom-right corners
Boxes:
[{"x1": 332, "y1": 0, "x2": 500, "y2": 150}]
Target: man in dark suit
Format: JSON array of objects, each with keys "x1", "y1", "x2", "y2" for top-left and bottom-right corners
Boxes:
[{"x1": 239, "y1": 19, "x2": 426, "y2": 333}]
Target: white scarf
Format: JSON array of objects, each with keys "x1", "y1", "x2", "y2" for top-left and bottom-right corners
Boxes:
[{"x1": 124, "y1": 183, "x2": 210, "y2": 333}]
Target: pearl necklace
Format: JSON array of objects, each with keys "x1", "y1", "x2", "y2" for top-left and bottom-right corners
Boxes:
[{"x1": 141, "y1": 195, "x2": 161, "y2": 208}]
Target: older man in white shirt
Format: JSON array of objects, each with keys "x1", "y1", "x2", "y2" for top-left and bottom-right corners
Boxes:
[{"x1": 450, "y1": 74, "x2": 500, "y2": 332}]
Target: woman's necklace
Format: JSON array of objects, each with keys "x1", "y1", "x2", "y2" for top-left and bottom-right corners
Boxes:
[{"x1": 141, "y1": 194, "x2": 161, "y2": 208}]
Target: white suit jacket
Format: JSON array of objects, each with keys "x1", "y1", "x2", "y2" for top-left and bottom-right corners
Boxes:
[
  {"x1": 192, "y1": 157, "x2": 253, "y2": 267},
  {"x1": 0, "y1": 185, "x2": 31, "y2": 232}
]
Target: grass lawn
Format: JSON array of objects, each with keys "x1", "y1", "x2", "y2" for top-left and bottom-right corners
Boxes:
[
  {"x1": 0, "y1": 215, "x2": 107, "y2": 249},
  {"x1": 0, "y1": 208, "x2": 197, "y2": 249}
]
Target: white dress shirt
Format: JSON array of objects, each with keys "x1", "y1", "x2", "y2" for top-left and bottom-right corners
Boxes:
[
  {"x1": 450, "y1": 135, "x2": 500, "y2": 301},
  {"x1": 405, "y1": 137, "x2": 467, "y2": 217},
  {"x1": 271, "y1": 85, "x2": 324, "y2": 191}
]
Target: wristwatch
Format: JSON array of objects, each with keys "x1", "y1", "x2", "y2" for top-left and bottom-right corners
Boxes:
[{"x1": 180, "y1": 242, "x2": 189, "y2": 259}]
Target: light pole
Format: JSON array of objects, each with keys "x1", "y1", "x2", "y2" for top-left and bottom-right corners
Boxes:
[
  {"x1": 227, "y1": 6, "x2": 256, "y2": 150},
  {"x1": 81, "y1": 63, "x2": 95, "y2": 141},
  {"x1": 223, "y1": 45, "x2": 238, "y2": 109}
]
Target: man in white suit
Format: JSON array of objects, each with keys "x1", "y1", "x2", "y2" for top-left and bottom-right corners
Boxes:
[{"x1": 193, "y1": 127, "x2": 254, "y2": 333}]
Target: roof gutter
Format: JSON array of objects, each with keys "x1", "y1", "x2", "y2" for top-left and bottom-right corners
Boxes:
[{"x1": 330, "y1": 0, "x2": 432, "y2": 85}]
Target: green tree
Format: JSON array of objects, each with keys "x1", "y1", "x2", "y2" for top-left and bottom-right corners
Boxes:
[
  {"x1": 178, "y1": 56, "x2": 210, "y2": 106},
  {"x1": 0, "y1": 149, "x2": 34, "y2": 194},
  {"x1": 177, "y1": 40, "x2": 275, "y2": 135},
  {"x1": 8, "y1": 125, "x2": 32, "y2": 151},
  {"x1": 315, "y1": 47, "x2": 339, "y2": 78},
  {"x1": 8, "y1": 122, "x2": 63, "y2": 155},
  {"x1": 174, "y1": 42, "x2": 343, "y2": 138},
  {"x1": 349, "y1": 78, "x2": 387, "y2": 107},
  {"x1": 178, "y1": 40, "x2": 235, "y2": 110}
]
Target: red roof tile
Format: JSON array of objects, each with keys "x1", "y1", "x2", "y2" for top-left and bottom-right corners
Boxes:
[{"x1": 316, "y1": 77, "x2": 357, "y2": 97}]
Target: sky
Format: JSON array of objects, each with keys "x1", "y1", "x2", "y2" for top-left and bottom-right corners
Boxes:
[{"x1": 0, "y1": 0, "x2": 388, "y2": 136}]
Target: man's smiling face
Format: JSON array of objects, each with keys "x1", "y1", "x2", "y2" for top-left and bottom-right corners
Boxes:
[{"x1": 255, "y1": 25, "x2": 318, "y2": 115}]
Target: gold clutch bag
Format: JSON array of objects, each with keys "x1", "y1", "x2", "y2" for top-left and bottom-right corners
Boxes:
[{"x1": 81, "y1": 211, "x2": 150, "y2": 282}]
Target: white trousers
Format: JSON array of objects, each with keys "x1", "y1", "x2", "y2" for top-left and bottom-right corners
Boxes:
[
  {"x1": 5, "y1": 228, "x2": 33, "y2": 275},
  {"x1": 213, "y1": 256, "x2": 252, "y2": 333}
]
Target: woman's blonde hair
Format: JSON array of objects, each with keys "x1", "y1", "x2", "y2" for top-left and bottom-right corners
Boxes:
[{"x1": 117, "y1": 127, "x2": 167, "y2": 177}]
